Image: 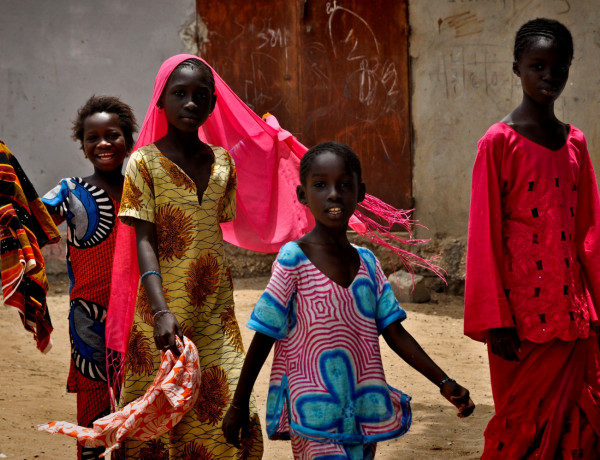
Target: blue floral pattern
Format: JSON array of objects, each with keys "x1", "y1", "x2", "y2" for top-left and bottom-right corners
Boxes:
[{"x1": 296, "y1": 350, "x2": 393, "y2": 433}]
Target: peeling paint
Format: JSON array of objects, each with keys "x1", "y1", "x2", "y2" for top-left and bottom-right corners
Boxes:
[{"x1": 179, "y1": 13, "x2": 210, "y2": 56}]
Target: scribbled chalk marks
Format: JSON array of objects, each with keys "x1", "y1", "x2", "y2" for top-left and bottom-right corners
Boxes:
[{"x1": 428, "y1": 44, "x2": 518, "y2": 105}]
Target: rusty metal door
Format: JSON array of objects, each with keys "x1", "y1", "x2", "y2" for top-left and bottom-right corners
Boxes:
[{"x1": 196, "y1": 0, "x2": 411, "y2": 208}]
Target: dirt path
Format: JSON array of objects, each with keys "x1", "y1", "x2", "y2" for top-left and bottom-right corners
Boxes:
[{"x1": 0, "y1": 277, "x2": 492, "y2": 459}]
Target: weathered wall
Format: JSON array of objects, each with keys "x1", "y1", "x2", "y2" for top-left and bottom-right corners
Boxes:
[
  {"x1": 5, "y1": 1, "x2": 600, "y2": 287},
  {"x1": 410, "y1": 1, "x2": 600, "y2": 239},
  {"x1": 0, "y1": 0, "x2": 196, "y2": 195}
]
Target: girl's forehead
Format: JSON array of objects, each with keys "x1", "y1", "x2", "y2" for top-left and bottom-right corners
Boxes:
[
  {"x1": 309, "y1": 152, "x2": 354, "y2": 174},
  {"x1": 523, "y1": 36, "x2": 569, "y2": 60},
  {"x1": 83, "y1": 112, "x2": 121, "y2": 130},
  {"x1": 167, "y1": 65, "x2": 212, "y2": 87}
]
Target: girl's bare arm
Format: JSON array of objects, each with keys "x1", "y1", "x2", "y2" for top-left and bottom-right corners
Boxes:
[
  {"x1": 382, "y1": 320, "x2": 475, "y2": 417},
  {"x1": 132, "y1": 218, "x2": 182, "y2": 352},
  {"x1": 222, "y1": 331, "x2": 276, "y2": 447}
]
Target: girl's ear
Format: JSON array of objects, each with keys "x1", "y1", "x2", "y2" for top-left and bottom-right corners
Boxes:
[
  {"x1": 296, "y1": 184, "x2": 307, "y2": 205},
  {"x1": 357, "y1": 182, "x2": 366, "y2": 203},
  {"x1": 512, "y1": 61, "x2": 520, "y2": 77},
  {"x1": 209, "y1": 93, "x2": 217, "y2": 115}
]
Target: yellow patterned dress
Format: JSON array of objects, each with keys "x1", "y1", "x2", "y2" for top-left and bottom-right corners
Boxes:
[{"x1": 117, "y1": 144, "x2": 263, "y2": 459}]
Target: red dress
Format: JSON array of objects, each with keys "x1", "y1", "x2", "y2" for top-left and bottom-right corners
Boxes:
[
  {"x1": 465, "y1": 123, "x2": 600, "y2": 459},
  {"x1": 43, "y1": 177, "x2": 120, "y2": 459}
]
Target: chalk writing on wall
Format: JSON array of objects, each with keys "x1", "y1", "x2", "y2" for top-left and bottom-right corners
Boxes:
[{"x1": 428, "y1": 44, "x2": 520, "y2": 108}]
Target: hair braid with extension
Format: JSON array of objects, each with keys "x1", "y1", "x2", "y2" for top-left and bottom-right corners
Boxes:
[{"x1": 514, "y1": 18, "x2": 573, "y2": 63}]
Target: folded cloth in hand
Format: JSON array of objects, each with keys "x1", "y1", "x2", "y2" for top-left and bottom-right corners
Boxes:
[{"x1": 39, "y1": 336, "x2": 200, "y2": 456}]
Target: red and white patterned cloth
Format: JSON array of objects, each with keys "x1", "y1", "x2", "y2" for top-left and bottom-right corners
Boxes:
[{"x1": 39, "y1": 336, "x2": 200, "y2": 457}]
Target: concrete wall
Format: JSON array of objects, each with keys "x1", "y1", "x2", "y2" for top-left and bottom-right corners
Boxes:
[
  {"x1": 1, "y1": 0, "x2": 196, "y2": 196},
  {"x1": 410, "y1": 1, "x2": 600, "y2": 239}
]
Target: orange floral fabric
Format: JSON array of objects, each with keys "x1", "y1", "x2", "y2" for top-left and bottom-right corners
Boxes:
[{"x1": 39, "y1": 336, "x2": 200, "y2": 457}]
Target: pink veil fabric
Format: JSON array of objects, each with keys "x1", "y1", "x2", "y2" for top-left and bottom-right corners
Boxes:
[
  {"x1": 130, "y1": 54, "x2": 315, "y2": 252},
  {"x1": 105, "y1": 54, "x2": 317, "y2": 403},
  {"x1": 106, "y1": 54, "x2": 315, "y2": 356},
  {"x1": 105, "y1": 54, "x2": 442, "y2": 404}
]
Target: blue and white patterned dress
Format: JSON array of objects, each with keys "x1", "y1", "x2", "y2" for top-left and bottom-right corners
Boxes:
[{"x1": 248, "y1": 242, "x2": 412, "y2": 459}]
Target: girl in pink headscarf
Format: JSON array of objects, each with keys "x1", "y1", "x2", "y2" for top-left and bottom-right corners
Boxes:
[
  {"x1": 106, "y1": 53, "x2": 442, "y2": 459},
  {"x1": 112, "y1": 55, "x2": 265, "y2": 458}
]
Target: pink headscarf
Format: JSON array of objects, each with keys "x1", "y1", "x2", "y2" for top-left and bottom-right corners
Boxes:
[
  {"x1": 106, "y1": 54, "x2": 315, "y2": 357},
  {"x1": 133, "y1": 54, "x2": 315, "y2": 250},
  {"x1": 105, "y1": 54, "x2": 442, "y2": 398}
]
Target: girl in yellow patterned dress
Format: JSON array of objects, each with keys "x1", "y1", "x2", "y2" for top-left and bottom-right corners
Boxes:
[{"x1": 115, "y1": 56, "x2": 263, "y2": 459}]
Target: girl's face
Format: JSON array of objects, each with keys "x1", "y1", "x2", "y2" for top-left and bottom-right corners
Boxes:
[
  {"x1": 159, "y1": 65, "x2": 216, "y2": 133},
  {"x1": 297, "y1": 151, "x2": 365, "y2": 230},
  {"x1": 82, "y1": 112, "x2": 128, "y2": 172},
  {"x1": 514, "y1": 37, "x2": 570, "y2": 106}
]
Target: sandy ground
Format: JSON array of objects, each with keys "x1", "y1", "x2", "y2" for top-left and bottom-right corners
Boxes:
[{"x1": 0, "y1": 277, "x2": 493, "y2": 460}]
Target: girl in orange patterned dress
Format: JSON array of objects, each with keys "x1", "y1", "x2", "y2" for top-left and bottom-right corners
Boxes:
[{"x1": 115, "y1": 56, "x2": 263, "y2": 459}]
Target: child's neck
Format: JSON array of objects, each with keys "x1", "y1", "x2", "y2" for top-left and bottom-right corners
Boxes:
[
  {"x1": 502, "y1": 95, "x2": 568, "y2": 150},
  {"x1": 296, "y1": 225, "x2": 360, "y2": 289},
  {"x1": 159, "y1": 129, "x2": 206, "y2": 158},
  {"x1": 510, "y1": 93, "x2": 563, "y2": 126},
  {"x1": 85, "y1": 167, "x2": 125, "y2": 201},
  {"x1": 303, "y1": 224, "x2": 351, "y2": 247}
]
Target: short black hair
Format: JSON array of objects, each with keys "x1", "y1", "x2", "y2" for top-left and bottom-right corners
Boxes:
[
  {"x1": 72, "y1": 95, "x2": 138, "y2": 152},
  {"x1": 514, "y1": 18, "x2": 573, "y2": 63},
  {"x1": 170, "y1": 58, "x2": 216, "y2": 95},
  {"x1": 299, "y1": 141, "x2": 362, "y2": 184}
]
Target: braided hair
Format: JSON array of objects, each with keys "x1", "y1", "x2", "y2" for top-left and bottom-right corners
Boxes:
[
  {"x1": 171, "y1": 58, "x2": 216, "y2": 95},
  {"x1": 299, "y1": 141, "x2": 362, "y2": 185},
  {"x1": 514, "y1": 18, "x2": 573, "y2": 63}
]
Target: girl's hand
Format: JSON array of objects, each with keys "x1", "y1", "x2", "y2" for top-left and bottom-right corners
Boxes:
[
  {"x1": 441, "y1": 380, "x2": 475, "y2": 418},
  {"x1": 222, "y1": 403, "x2": 250, "y2": 448},
  {"x1": 488, "y1": 327, "x2": 521, "y2": 361},
  {"x1": 153, "y1": 310, "x2": 183, "y2": 355}
]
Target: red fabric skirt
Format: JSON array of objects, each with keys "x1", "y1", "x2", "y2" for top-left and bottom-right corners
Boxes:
[{"x1": 483, "y1": 336, "x2": 600, "y2": 459}]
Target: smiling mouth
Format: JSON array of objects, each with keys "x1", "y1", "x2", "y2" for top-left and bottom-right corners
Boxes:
[
  {"x1": 326, "y1": 207, "x2": 343, "y2": 216},
  {"x1": 97, "y1": 152, "x2": 115, "y2": 159}
]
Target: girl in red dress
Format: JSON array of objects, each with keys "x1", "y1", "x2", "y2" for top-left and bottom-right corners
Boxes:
[{"x1": 465, "y1": 18, "x2": 600, "y2": 459}]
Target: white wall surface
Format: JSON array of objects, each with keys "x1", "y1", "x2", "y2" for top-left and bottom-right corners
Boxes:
[
  {"x1": 0, "y1": 0, "x2": 195, "y2": 196},
  {"x1": 410, "y1": 0, "x2": 600, "y2": 238}
]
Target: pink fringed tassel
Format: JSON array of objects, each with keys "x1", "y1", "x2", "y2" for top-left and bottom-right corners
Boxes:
[
  {"x1": 352, "y1": 194, "x2": 447, "y2": 282},
  {"x1": 106, "y1": 348, "x2": 124, "y2": 411}
]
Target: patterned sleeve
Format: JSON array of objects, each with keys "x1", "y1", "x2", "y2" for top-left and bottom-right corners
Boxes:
[
  {"x1": 247, "y1": 257, "x2": 297, "y2": 340},
  {"x1": 359, "y1": 247, "x2": 407, "y2": 333},
  {"x1": 118, "y1": 149, "x2": 156, "y2": 226},
  {"x1": 41, "y1": 179, "x2": 70, "y2": 226},
  {"x1": 219, "y1": 149, "x2": 237, "y2": 223}
]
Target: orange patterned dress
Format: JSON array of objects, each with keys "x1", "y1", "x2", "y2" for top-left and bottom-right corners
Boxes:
[{"x1": 117, "y1": 144, "x2": 263, "y2": 459}]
